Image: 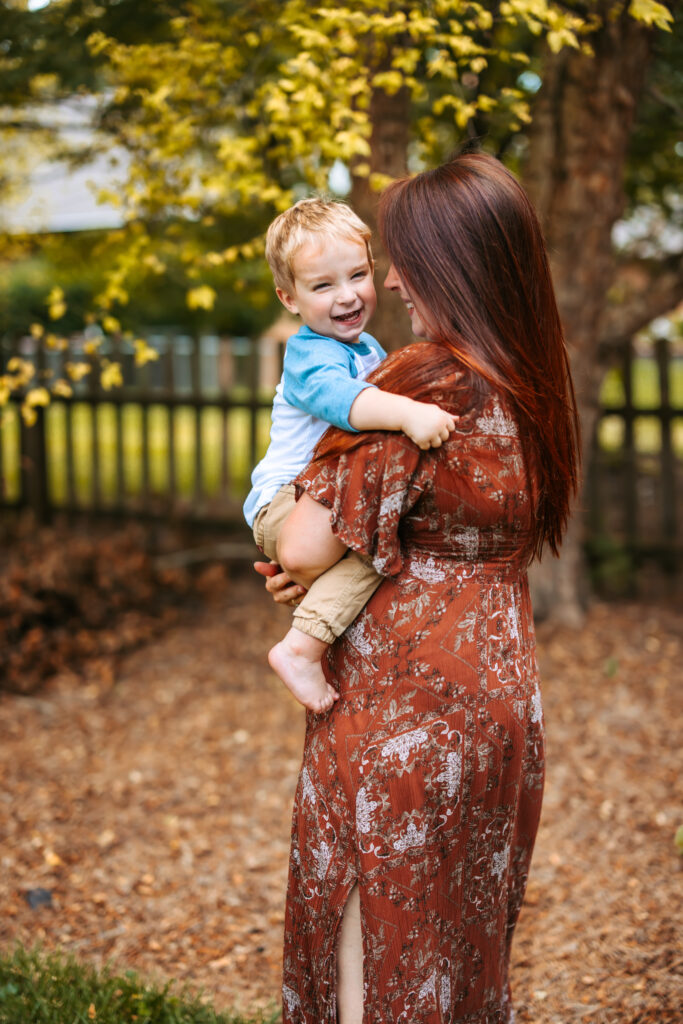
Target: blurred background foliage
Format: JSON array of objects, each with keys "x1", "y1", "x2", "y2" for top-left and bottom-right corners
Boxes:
[
  {"x1": 0, "y1": 0, "x2": 680, "y2": 617},
  {"x1": 0, "y1": 1, "x2": 678, "y2": 338}
]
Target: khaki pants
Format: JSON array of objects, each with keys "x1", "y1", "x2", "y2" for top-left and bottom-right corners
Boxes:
[{"x1": 253, "y1": 483, "x2": 382, "y2": 644}]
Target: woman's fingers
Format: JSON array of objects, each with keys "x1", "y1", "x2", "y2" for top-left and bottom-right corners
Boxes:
[
  {"x1": 253, "y1": 559, "x2": 280, "y2": 578},
  {"x1": 253, "y1": 560, "x2": 307, "y2": 605}
]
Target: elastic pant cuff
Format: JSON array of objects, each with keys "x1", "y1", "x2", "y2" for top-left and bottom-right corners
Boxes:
[{"x1": 291, "y1": 614, "x2": 336, "y2": 645}]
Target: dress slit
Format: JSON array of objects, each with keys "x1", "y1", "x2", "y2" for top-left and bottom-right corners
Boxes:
[{"x1": 335, "y1": 882, "x2": 364, "y2": 1024}]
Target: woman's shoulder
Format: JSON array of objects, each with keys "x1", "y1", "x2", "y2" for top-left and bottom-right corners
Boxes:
[{"x1": 370, "y1": 341, "x2": 477, "y2": 414}]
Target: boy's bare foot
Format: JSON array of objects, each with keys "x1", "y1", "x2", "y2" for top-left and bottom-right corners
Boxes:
[{"x1": 268, "y1": 627, "x2": 339, "y2": 713}]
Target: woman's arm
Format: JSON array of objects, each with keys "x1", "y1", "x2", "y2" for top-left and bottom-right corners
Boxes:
[{"x1": 277, "y1": 493, "x2": 347, "y2": 590}]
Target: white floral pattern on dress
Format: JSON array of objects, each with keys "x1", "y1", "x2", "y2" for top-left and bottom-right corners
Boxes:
[
  {"x1": 476, "y1": 400, "x2": 519, "y2": 436},
  {"x1": 301, "y1": 766, "x2": 317, "y2": 806},
  {"x1": 407, "y1": 554, "x2": 447, "y2": 583},
  {"x1": 381, "y1": 729, "x2": 429, "y2": 765},
  {"x1": 393, "y1": 820, "x2": 428, "y2": 853},
  {"x1": 438, "y1": 748, "x2": 463, "y2": 800},
  {"x1": 344, "y1": 617, "x2": 374, "y2": 656},
  {"x1": 356, "y1": 786, "x2": 380, "y2": 834}
]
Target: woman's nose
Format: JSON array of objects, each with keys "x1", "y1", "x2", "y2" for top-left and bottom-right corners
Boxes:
[{"x1": 384, "y1": 263, "x2": 399, "y2": 290}]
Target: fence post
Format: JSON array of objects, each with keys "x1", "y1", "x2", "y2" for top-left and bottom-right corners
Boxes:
[
  {"x1": 656, "y1": 336, "x2": 676, "y2": 572},
  {"x1": 20, "y1": 406, "x2": 51, "y2": 524}
]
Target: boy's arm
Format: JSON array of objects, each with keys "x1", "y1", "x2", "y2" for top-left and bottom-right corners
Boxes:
[
  {"x1": 283, "y1": 333, "x2": 376, "y2": 430},
  {"x1": 349, "y1": 387, "x2": 456, "y2": 450}
]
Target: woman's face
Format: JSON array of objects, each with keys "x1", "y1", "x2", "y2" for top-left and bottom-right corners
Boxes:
[{"x1": 384, "y1": 263, "x2": 434, "y2": 341}]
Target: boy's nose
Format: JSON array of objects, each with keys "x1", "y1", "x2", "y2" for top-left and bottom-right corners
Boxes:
[{"x1": 336, "y1": 282, "x2": 355, "y2": 303}]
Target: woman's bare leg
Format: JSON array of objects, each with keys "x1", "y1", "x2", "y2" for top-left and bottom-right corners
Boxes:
[{"x1": 337, "y1": 884, "x2": 363, "y2": 1024}]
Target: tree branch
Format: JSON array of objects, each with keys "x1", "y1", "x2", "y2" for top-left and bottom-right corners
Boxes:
[{"x1": 599, "y1": 250, "x2": 683, "y2": 353}]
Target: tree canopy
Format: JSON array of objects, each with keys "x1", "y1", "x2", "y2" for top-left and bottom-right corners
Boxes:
[{"x1": 0, "y1": 0, "x2": 677, "y2": 421}]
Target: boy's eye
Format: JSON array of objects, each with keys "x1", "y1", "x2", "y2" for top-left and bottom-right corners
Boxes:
[
  {"x1": 313, "y1": 283, "x2": 330, "y2": 291},
  {"x1": 352, "y1": 270, "x2": 367, "y2": 280}
]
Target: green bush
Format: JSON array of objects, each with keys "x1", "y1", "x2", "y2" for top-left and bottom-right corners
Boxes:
[{"x1": 0, "y1": 946, "x2": 280, "y2": 1024}]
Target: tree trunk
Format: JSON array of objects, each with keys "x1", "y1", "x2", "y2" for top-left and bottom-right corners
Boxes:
[
  {"x1": 523, "y1": 8, "x2": 654, "y2": 623},
  {"x1": 351, "y1": 84, "x2": 413, "y2": 351}
]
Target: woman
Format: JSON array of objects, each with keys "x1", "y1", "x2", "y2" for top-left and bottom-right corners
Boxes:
[{"x1": 260, "y1": 152, "x2": 580, "y2": 1023}]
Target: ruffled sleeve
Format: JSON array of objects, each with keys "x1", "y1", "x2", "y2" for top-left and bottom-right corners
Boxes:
[{"x1": 295, "y1": 435, "x2": 432, "y2": 578}]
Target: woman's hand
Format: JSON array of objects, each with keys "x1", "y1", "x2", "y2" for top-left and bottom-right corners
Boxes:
[{"x1": 253, "y1": 560, "x2": 307, "y2": 606}]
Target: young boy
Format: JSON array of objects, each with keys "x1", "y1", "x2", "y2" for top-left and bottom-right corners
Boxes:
[{"x1": 244, "y1": 198, "x2": 455, "y2": 713}]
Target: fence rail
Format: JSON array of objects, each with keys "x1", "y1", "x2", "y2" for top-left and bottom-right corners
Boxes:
[{"x1": 1, "y1": 331, "x2": 682, "y2": 570}]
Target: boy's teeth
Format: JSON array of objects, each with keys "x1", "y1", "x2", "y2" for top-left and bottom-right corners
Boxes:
[{"x1": 336, "y1": 310, "x2": 360, "y2": 321}]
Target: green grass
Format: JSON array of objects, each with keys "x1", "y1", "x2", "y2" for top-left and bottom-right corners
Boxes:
[{"x1": 0, "y1": 946, "x2": 280, "y2": 1024}]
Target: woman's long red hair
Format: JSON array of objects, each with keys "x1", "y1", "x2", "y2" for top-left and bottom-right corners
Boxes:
[{"x1": 315, "y1": 153, "x2": 580, "y2": 559}]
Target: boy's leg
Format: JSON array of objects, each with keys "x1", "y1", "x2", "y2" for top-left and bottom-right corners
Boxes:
[
  {"x1": 292, "y1": 551, "x2": 382, "y2": 644},
  {"x1": 252, "y1": 483, "x2": 297, "y2": 562},
  {"x1": 254, "y1": 483, "x2": 340, "y2": 713}
]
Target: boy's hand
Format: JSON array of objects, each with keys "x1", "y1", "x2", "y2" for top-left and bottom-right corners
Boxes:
[{"x1": 402, "y1": 402, "x2": 457, "y2": 450}]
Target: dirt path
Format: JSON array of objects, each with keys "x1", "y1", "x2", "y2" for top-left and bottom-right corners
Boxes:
[{"x1": 1, "y1": 575, "x2": 680, "y2": 1022}]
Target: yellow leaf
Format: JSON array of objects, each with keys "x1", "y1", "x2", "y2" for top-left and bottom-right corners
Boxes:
[
  {"x1": 83, "y1": 339, "x2": 102, "y2": 356},
  {"x1": 102, "y1": 316, "x2": 121, "y2": 334},
  {"x1": 628, "y1": 0, "x2": 673, "y2": 29},
  {"x1": 369, "y1": 172, "x2": 395, "y2": 192},
  {"x1": 30, "y1": 323, "x2": 44, "y2": 339},
  {"x1": 45, "y1": 334, "x2": 68, "y2": 351},
  {"x1": 371, "y1": 70, "x2": 404, "y2": 96},
  {"x1": 52, "y1": 379, "x2": 73, "y2": 398},
  {"x1": 7, "y1": 358, "x2": 35, "y2": 385},
  {"x1": 100, "y1": 361, "x2": 123, "y2": 390},
  {"x1": 134, "y1": 340, "x2": 159, "y2": 367},
  {"x1": 49, "y1": 301, "x2": 67, "y2": 320},
  {"x1": 25, "y1": 387, "x2": 51, "y2": 408},
  {"x1": 87, "y1": 30, "x2": 110, "y2": 56},
  {"x1": 88, "y1": 1004, "x2": 96, "y2": 1020},
  {"x1": 0, "y1": 379, "x2": 11, "y2": 405},
  {"x1": 21, "y1": 403, "x2": 38, "y2": 427},
  {"x1": 47, "y1": 286, "x2": 67, "y2": 321},
  {"x1": 547, "y1": 28, "x2": 579, "y2": 53},
  {"x1": 65, "y1": 362, "x2": 91, "y2": 382},
  {"x1": 186, "y1": 285, "x2": 217, "y2": 310}
]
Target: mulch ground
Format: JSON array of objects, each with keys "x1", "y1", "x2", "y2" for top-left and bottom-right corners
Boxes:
[{"x1": 1, "y1": 565, "x2": 681, "y2": 1023}]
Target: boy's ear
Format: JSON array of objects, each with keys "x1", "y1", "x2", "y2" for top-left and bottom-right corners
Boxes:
[{"x1": 276, "y1": 286, "x2": 299, "y2": 316}]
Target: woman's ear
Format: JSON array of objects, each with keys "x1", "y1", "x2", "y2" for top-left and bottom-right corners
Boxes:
[{"x1": 276, "y1": 286, "x2": 300, "y2": 316}]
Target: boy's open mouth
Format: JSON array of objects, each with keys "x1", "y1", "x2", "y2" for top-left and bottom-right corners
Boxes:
[{"x1": 333, "y1": 308, "x2": 362, "y2": 322}]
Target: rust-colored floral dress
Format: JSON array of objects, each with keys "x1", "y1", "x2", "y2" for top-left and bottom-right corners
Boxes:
[{"x1": 283, "y1": 348, "x2": 545, "y2": 1024}]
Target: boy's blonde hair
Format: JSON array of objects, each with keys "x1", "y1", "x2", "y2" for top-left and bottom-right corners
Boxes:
[{"x1": 265, "y1": 197, "x2": 372, "y2": 293}]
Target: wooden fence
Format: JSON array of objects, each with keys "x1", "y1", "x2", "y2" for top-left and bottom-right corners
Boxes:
[
  {"x1": 0, "y1": 330, "x2": 284, "y2": 526},
  {"x1": 1, "y1": 331, "x2": 681, "y2": 570},
  {"x1": 586, "y1": 335, "x2": 682, "y2": 572}
]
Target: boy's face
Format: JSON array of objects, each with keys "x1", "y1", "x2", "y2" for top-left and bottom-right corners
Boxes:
[{"x1": 276, "y1": 235, "x2": 376, "y2": 344}]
